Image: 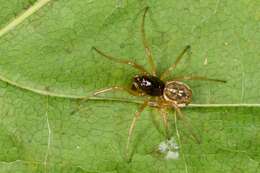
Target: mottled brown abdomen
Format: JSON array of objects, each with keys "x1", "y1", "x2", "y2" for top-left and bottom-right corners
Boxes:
[{"x1": 163, "y1": 81, "x2": 192, "y2": 106}]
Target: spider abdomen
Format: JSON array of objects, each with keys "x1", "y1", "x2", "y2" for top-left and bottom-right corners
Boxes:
[
  {"x1": 132, "y1": 75, "x2": 165, "y2": 96},
  {"x1": 163, "y1": 81, "x2": 192, "y2": 106}
]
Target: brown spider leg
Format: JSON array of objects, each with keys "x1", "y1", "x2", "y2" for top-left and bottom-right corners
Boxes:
[
  {"x1": 141, "y1": 7, "x2": 157, "y2": 76},
  {"x1": 172, "y1": 76, "x2": 226, "y2": 83},
  {"x1": 173, "y1": 110, "x2": 189, "y2": 172},
  {"x1": 173, "y1": 105, "x2": 201, "y2": 144},
  {"x1": 160, "y1": 45, "x2": 191, "y2": 80},
  {"x1": 93, "y1": 86, "x2": 144, "y2": 97},
  {"x1": 126, "y1": 100, "x2": 149, "y2": 156},
  {"x1": 71, "y1": 86, "x2": 143, "y2": 115},
  {"x1": 158, "y1": 108, "x2": 171, "y2": 139},
  {"x1": 92, "y1": 47, "x2": 149, "y2": 74}
]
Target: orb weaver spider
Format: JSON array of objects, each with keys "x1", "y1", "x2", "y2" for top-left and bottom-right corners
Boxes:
[{"x1": 85, "y1": 7, "x2": 225, "y2": 157}]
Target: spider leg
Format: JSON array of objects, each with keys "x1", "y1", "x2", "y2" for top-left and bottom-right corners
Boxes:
[
  {"x1": 158, "y1": 108, "x2": 171, "y2": 139},
  {"x1": 126, "y1": 100, "x2": 149, "y2": 157},
  {"x1": 173, "y1": 110, "x2": 189, "y2": 172},
  {"x1": 93, "y1": 86, "x2": 144, "y2": 97},
  {"x1": 71, "y1": 86, "x2": 143, "y2": 115},
  {"x1": 92, "y1": 47, "x2": 148, "y2": 74},
  {"x1": 172, "y1": 76, "x2": 226, "y2": 83},
  {"x1": 141, "y1": 7, "x2": 157, "y2": 76},
  {"x1": 160, "y1": 45, "x2": 191, "y2": 80},
  {"x1": 173, "y1": 105, "x2": 201, "y2": 144}
]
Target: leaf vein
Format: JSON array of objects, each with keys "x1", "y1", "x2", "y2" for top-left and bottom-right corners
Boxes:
[{"x1": 0, "y1": 0, "x2": 52, "y2": 38}]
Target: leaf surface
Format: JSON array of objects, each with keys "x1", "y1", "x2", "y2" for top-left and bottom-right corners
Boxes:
[{"x1": 0, "y1": 0, "x2": 259, "y2": 172}]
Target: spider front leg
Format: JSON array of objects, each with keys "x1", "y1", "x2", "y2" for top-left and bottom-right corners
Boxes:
[
  {"x1": 141, "y1": 7, "x2": 157, "y2": 76},
  {"x1": 71, "y1": 86, "x2": 143, "y2": 115},
  {"x1": 92, "y1": 47, "x2": 148, "y2": 74},
  {"x1": 93, "y1": 86, "x2": 144, "y2": 97},
  {"x1": 160, "y1": 45, "x2": 191, "y2": 80}
]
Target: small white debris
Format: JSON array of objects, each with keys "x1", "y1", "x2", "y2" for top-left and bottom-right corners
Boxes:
[
  {"x1": 158, "y1": 137, "x2": 179, "y2": 160},
  {"x1": 165, "y1": 151, "x2": 179, "y2": 160},
  {"x1": 168, "y1": 138, "x2": 179, "y2": 150},
  {"x1": 158, "y1": 142, "x2": 168, "y2": 153}
]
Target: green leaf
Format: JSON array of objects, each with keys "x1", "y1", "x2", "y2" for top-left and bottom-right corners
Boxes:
[{"x1": 0, "y1": 0, "x2": 259, "y2": 173}]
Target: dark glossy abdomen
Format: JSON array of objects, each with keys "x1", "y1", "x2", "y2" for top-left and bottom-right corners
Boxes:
[{"x1": 133, "y1": 75, "x2": 165, "y2": 96}]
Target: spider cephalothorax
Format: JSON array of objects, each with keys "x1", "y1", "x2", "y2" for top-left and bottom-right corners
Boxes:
[{"x1": 132, "y1": 75, "x2": 165, "y2": 96}]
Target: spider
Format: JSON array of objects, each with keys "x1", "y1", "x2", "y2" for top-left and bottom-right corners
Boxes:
[{"x1": 87, "y1": 7, "x2": 225, "y2": 156}]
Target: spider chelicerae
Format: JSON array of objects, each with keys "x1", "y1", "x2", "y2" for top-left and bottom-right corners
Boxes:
[{"x1": 82, "y1": 6, "x2": 226, "y2": 157}]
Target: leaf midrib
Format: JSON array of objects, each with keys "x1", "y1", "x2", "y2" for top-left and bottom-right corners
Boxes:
[{"x1": 0, "y1": 73, "x2": 259, "y2": 107}]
